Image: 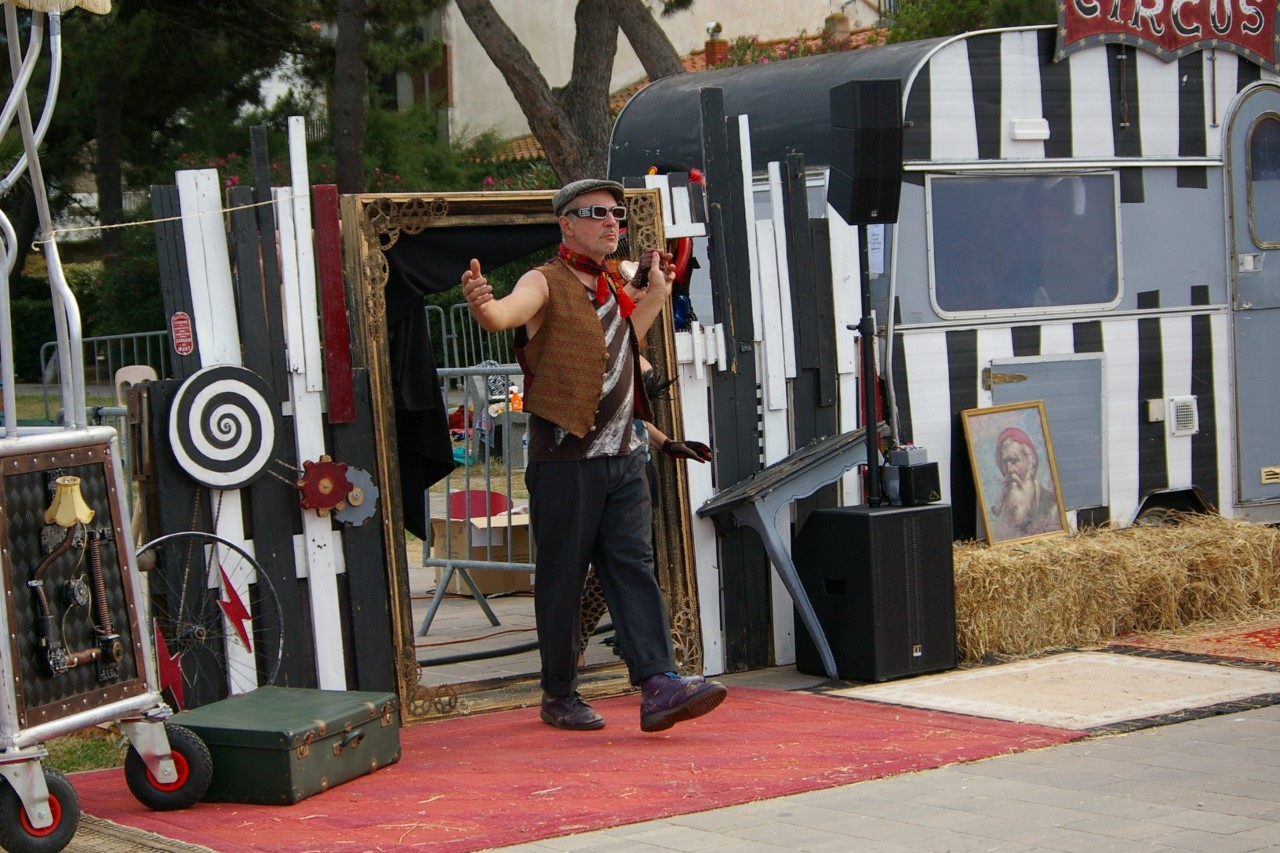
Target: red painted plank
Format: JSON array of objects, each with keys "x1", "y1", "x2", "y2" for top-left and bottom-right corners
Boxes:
[{"x1": 313, "y1": 185, "x2": 355, "y2": 423}]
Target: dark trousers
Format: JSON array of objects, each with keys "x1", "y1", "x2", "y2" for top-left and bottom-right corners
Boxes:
[{"x1": 527, "y1": 453, "x2": 676, "y2": 696}]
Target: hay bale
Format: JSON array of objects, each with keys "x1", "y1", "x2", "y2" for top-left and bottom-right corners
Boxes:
[{"x1": 953, "y1": 514, "x2": 1280, "y2": 662}]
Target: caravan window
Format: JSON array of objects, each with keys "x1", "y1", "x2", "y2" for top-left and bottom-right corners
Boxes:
[
  {"x1": 1248, "y1": 115, "x2": 1280, "y2": 247},
  {"x1": 928, "y1": 174, "x2": 1121, "y2": 313}
]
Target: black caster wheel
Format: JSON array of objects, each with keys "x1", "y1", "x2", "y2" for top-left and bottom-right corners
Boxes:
[
  {"x1": 124, "y1": 723, "x2": 213, "y2": 811},
  {"x1": 0, "y1": 767, "x2": 79, "y2": 853}
]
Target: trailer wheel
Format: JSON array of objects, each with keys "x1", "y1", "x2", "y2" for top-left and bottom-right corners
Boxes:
[
  {"x1": 125, "y1": 724, "x2": 212, "y2": 811},
  {"x1": 1133, "y1": 505, "x2": 1176, "y2": 527},
  {"x1": 0, "y1": 768, "x2": 80, "y2": 853}
]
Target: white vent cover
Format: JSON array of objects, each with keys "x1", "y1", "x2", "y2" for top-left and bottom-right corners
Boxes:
[{"x1": 1168, "y1": 395, "x2": 1199, "y2": 436}]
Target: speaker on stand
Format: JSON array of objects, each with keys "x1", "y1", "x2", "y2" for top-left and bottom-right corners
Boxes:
[
  {"x1": 793, "y1": 504, "x2": 957, "y2": 682},
  {"x1": 826, "y1": 79, "x2": 903, "y2": 226}
]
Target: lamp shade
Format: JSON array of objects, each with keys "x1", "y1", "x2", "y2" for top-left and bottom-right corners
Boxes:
[{"x1": 44, "y1": 476, "x2": 95, "y2": 527}]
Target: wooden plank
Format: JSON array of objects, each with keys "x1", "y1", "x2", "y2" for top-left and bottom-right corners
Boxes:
[
  {"x1": 227, "y1": 187, "x2": 274, "y2": 388},
  {"x1": 176, "y1": 169, "x2": 258, "y2": 694},
  {"x1": 177, "y1": 170, "x2": 241, "y2": 367},
  {"x1": 276, "y1": 181, "x2": 348, "y2": 691},
  {"x1": 811, "y1": 221, "x2": 839, "y2": 411},
  {"x1": 313, "y1": 185, "x2": 355, "y2": 423},
  {"x1": 249, "y1": 126, "x2": 291, "y2": 404},
  {"x1": 765, "y1": 165, "x2": 797, "y2": 379},
  {"x1": 226, "y1": 187, "x2": 317, "y2": 688},
  {"x1": 144, "y1": 380, "x2": 221, "y2": 706},
  {"x1": 150, "y1": 186, "x2": 201, "y2": 381},
  {"x1": 329, "y1": 369, "x2": 396, "y2": 691},
  {"x1": 288, "y1": 117, "x2": 324, "y2": 393},
  {"x1": 702, "y1": 89, "x2": 771, "y2": 672}
]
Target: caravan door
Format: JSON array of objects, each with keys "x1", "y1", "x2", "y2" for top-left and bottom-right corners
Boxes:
[{"x1": 1228, "y1": 84, "x2": 1280, "y2": 508}]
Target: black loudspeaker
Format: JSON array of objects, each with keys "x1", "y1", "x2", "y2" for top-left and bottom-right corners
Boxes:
[
  {"x1": 793, "y1": 504, "x2": 956, "y2": 682},
  {"x1": 885, "y1": 462, "x2": 942, "y2": 507},
  {"x1": 827, "y1": 79, "x2": 903, "y2": 225}
]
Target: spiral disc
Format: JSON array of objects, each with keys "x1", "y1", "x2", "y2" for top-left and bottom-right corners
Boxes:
[{"x1": 169, "y1": 365, "x2": 280, "y2": 489}]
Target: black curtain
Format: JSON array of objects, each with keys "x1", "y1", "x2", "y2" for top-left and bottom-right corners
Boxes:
[{"x1": 383, "y1": 223, "x2": 560, "y2": 538}]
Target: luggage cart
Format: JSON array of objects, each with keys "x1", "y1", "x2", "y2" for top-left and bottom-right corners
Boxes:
[{"x1": 0, "y1": 4, "x2": 211, "y2": 851}]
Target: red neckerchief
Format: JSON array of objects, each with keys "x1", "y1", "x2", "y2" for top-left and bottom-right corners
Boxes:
[{"x1": 557, "y1": 244, "x2": 635, "y2": 318}]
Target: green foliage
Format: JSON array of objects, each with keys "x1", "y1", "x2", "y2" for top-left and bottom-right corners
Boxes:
[
  {"x1": 887, "y1": 0, "x2": 1057, "y2": 42},
  {"x1": 75, "y1": 222, "x2": 165, "y2": 339},
  {"x1": 709, "y1": 20, "x2": 857, "y2": 70},
  {"x1": 6, "y1": 280, "x2": 58, "y2": 382}
]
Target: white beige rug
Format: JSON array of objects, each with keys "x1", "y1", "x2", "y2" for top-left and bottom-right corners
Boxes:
[{"x1": 828, "y1": 651, "x2": 1280, "y2": 730}]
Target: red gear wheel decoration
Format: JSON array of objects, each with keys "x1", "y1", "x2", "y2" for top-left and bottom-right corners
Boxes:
[{"x1": 296, "y1": 455, "x2": 352, "y2": 516}]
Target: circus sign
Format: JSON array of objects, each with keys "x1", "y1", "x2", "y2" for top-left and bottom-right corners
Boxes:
[{"x1": 1056, "y1": 0, "x2": 1280, "y2": 71}]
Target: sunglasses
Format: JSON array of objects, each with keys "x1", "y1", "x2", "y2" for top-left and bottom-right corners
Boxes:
[{"x1": 567, "y1": 204, "x2": 627, "y2": 221}]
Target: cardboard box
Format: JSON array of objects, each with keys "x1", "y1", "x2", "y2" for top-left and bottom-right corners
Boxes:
[
  {"x1": 430, "y1": 513, "x2": 534, "y2": 595},
  {"x1": 888, "y1": 446, "x2": 929, "y2": 466}
]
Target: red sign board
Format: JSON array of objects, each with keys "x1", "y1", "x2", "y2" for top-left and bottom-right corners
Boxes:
[
  {"x1": 1058, "y1": 0, "x2": 1279, "y2": 70},
  {"x1": 171, "y1": 311, "x2": 194, "y2": 356}
]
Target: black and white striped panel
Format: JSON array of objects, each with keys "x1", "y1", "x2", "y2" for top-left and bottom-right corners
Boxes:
[
  {"x1": 904, "y1": 28, "x2": 1280, "y2": 164},
  {"x1": 890, "y1": 312, "x2": 1229, "y2": 539}
]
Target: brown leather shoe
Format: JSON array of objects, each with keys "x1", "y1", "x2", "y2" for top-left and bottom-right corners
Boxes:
[
  {"x1": 540, "y1": 692, "x2": 606, "y2": 730},
  {"x1": 639, "y1": 672, "x2": 727, "y2": 732}
]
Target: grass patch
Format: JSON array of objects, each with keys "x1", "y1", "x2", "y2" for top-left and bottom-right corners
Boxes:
[
  {"x1": 43, "y1": 728, "x2": 127, "y2": 774},
  {"x1": 0, "y1": 388, "x2": 56, "y2": 423}
]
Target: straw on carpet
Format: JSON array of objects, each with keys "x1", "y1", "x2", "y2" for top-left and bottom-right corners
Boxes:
[{"x1": 953, "y1": 514, "x2": 1280, "y2": 662}]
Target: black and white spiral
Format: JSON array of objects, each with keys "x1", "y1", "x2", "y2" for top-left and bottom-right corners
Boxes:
[{"x1": 168, "y1": 365, "x2": 279, "y2": 489}]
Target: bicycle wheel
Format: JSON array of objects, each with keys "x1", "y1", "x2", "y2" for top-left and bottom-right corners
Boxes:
[{"x1": 136, "y1": 531, "x2": 283, "y2": 710}]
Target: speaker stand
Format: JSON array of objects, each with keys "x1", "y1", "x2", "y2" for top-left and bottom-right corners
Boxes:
[{"x1": 698, "y1": 428, "x2": 880, "y2": 679}]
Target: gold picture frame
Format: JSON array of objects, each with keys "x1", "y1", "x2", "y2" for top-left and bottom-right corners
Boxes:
[
  {"x1": 339, "y1": 188, "x2": 701, "y2": 721},
  {"x1": 961, "y1": 400, "x2": 1068, "y2": 546}
]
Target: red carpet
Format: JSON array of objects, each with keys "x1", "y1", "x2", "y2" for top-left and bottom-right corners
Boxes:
[
  {"x1": 1113, "y1": 617, "x2": 1280, "y2": 665},
  {"x1": 73, "y1": 687, "x2": 1081, "y2": 851}
]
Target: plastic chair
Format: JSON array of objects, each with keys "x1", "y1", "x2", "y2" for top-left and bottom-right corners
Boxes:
[{"x1": 114, "y1": 364, "x2": 157, "y2": 406}]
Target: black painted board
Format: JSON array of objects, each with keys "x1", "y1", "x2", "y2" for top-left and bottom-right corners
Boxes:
[
  {"x1": 329, "y1": 369, "x2": 397, "y2": 692},
  {"x1": 145, "y1": 379, "x2": 221, "y2": 706},
  {"x1": 810, "y1": 220, "x2": 838, "y2": 410},
  {"x1": 221, "y1": 184, "x2": 316, "y2": 688},
  {"x1": 782, "y1": 155, "x2": 820, "y2": 372},
  {"x1": 227, "y1": 187, "x2": 275, "y2": 388},
  {"x1": 249, "y1": 126, "x2": 290, "y2": 403},
  {"x1": 151, "y1": 186, "x2": 201, "y2": 381},
  {"x1": 780, "y1": 157, "x2": 840, "y2": 531},
  {"x1": 702, "y1": 90, "x2": 770, "y2": 672}
]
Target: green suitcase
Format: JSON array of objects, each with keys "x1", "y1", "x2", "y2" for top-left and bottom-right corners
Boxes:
[{"x1": 172, "y1": 686, "x2": 401, "y2": 804}]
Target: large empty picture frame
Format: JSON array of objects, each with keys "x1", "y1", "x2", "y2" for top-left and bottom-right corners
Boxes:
[
  {"x1": 962, "y1": 400, "x2": 1068, "y2": 545},
  {"x1": 339, "y1": 189, "x2": 701, "y2": 721}
]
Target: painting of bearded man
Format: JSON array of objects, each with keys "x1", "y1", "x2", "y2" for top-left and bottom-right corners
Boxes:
[{"x1": 962, "y1": 401, "x2": 1067, "y2": 544}]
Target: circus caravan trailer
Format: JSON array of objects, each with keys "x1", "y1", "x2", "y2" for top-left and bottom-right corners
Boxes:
[{"x1": 609, "y1": 5, "x2": 1280, "y2": 543}]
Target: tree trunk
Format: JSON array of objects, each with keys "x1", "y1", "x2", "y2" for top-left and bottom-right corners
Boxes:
[
  {"x1": 334, "y1": 0, "x2": 368, "y2": 193},
  {"x1": 607, "y1": 0, "x2": 685, "y2": 80},
  {"x1": 455, "y1": 0, "x2": 619, "y2": 182}
]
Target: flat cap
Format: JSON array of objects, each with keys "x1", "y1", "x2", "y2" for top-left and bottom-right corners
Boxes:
[{"x1": 552, "y1": 178, "x2": 625, "y2": 216}]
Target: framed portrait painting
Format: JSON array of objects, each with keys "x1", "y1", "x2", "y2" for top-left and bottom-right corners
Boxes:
[{"x1": 961, "y1": 401, "x2": 1068, "y2": 545}]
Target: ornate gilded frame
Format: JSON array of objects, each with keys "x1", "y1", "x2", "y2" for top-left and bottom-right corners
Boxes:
[{"x1": 340, "y1": 189, "x2": 702, "y2": 723}]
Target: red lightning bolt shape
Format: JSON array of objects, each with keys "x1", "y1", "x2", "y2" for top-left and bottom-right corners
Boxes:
[
  {"x1": 218, "y1": 566, "x2": 254, "y2": 653},
  {"x1": 154, "y1": 619, "x2": 185, "y2": 710}
]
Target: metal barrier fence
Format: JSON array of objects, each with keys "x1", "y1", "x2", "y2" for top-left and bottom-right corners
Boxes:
[
  {"x1": 39, "y1": 331, "x2": 171, "y2": 422},
  {"x1": 418, "y1": 362, "x2": 532, "y2": 635},
  {"x1": 424, "y1": 302, "x2": 516, "y2": 370}
]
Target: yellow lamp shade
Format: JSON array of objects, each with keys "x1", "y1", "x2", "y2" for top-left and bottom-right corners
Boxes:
[{"x1": 44, "y1": 476, "x2": 95, "y2": 527}]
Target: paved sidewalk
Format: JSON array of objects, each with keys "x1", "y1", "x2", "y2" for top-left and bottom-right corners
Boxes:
[{"x1": 489, "y1": 689, "x2": 1280, "y2": 852}]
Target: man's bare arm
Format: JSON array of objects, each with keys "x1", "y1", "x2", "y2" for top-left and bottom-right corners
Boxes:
[{"x1": 461, "y1": 258, "x2": 549, "y2": 333}]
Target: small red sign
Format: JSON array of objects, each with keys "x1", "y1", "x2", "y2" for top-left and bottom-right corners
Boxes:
[
  {"x1": 171, "y1": 312, "x2": 194, "y2": 356},
  {"x1": 1058, "y1": 0, "x2": 1278, "y2": 70}
]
